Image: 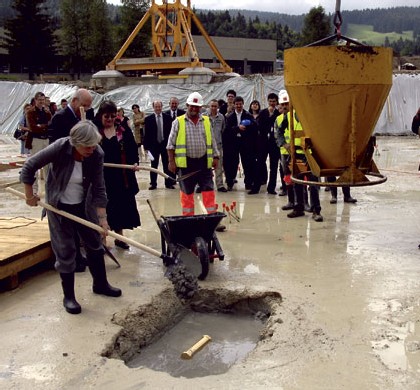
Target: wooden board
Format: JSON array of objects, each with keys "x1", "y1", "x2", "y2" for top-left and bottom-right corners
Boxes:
[
  {"x1": 0, "y1": 217, "x2": 53, "y2": 289},
  {"x1": 0, "y1": 159, "x2": 24, "y2": 172}
]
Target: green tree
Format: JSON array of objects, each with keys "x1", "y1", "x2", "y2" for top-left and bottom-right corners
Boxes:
[
  {"x1": 2, "y1": 0, "x2": 57, "y2": 79},
  {"x1": 116, "y1": 0, "x2": 150, "y2": 58},
  {"x1": 299, "y1": 6, "x2": 331, "y2": 46},
  {"x1": 86, "y1": 1, "x2": 114, "y2": 71},
  {"x1": 60, "y1": 0, "x2": 113, "y2": 78}
]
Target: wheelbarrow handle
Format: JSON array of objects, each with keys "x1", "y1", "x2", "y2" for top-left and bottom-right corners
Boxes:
[{"x1": 5, "y1": 187, "x2": 162, "y2": 259}]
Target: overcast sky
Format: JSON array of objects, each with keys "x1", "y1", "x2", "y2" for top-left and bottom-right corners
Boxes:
[{"x1": 107, "y1": 0, "x2": 419, "y2": 15}]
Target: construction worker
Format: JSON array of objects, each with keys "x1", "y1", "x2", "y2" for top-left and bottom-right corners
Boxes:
[
  {"x1": 275, "y1": 90, "x2": 297, "y2": 210},
  {"x1": 276, "y1": 90, "x2": 323, "y2": 222},
  {"x1": 167, "y1": 92, "x2": 225, "y2": 231}
]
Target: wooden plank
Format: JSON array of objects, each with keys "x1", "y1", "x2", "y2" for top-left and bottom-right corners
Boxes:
[
  {"x1": 0, "y1": 217, "x2": 51, "y2": 264},
  {"x1": 0, "y1": 218, "x2": 53, "y2": 287},
  {"x1": 0, "y1": 246, "x2": 53, "y2": 280}
]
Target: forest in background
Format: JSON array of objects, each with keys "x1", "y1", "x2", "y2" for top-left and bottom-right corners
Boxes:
[{"x1": 1, "y1": 1, "x2": 419, "y2": 38}]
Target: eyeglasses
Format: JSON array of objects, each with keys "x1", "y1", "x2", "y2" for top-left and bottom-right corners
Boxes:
[{"x1": 104, "y1": 114, "x2": 117, "y2": 119}]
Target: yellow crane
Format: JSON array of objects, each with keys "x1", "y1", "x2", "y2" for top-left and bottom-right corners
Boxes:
[{"x1": 107, "y1": 0, "x2": 232, "y2": 74}]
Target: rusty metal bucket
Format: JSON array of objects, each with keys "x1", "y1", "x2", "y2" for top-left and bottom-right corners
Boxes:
[{"x1": 284, "y1": 45, "x2": 393, "y2": 186}]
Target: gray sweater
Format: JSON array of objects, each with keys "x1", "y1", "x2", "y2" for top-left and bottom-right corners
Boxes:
[{"x1": 20, "y1": 137, "x2": 107, "y2": 210}]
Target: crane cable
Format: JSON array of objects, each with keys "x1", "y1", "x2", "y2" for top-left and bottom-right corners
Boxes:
[{"x1": 334, "y1": 0, "x2": 343, "y2": 40}]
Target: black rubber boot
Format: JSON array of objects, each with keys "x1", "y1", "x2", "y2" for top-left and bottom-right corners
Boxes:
[
  {"x1": 60, "y1": 273, "x2": 81, "y2": 314},
  {"x1": 88, "y1": 250, "x2": 122, "y2": 297}
]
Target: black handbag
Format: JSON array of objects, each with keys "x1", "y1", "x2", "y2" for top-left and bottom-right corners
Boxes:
[{"x1": 13, "y1": 129, "x2": 22, "y2": 139}]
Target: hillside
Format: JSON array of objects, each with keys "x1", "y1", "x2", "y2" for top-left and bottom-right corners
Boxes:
[{"x1": 346, "y1": 24, "x2": 414, "y2": 45}]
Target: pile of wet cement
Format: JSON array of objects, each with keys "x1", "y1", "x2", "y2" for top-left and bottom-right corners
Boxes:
[{"x1": 165, "y1": 263, "x2": 199, "y2": 300}]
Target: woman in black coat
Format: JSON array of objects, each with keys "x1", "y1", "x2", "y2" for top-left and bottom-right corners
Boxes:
[{"x1": 94, "y1": 100, "x2": 141, "y2": 250}]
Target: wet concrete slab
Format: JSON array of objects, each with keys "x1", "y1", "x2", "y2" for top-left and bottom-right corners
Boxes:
[{"x1": 0, "y1": 135, "x2": 419, "y2": 389}]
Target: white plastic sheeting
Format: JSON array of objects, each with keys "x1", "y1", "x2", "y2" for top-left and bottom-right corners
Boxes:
[
  {"x1": 375, "y1": 73, "x2": 420, "y2": 135},
  {"x1": 0, "y1": 73, "x2": 419, "y2": 136},
  {"x1": 0, "y1": 82, "x2": 102, "y2": 136}
]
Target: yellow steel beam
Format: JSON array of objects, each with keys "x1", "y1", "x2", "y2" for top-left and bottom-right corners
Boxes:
[
  {"x1": 108, "y1": 0, "x2": 231, "y2": 74},
  {"x1": 114, "y1": 61, "x2": 203, "y2": 71},
  {"x1": 190, "y1": 12, "x2": 232, "y2": 73},
  {"x1": 179, "y1": 9, "x2": 200, "y2": 62},
  {"x1": 107, "y1": 4, "x2": 156, "y2": 70}
]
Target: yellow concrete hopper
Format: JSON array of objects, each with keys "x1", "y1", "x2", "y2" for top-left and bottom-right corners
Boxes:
[{"x1": 284, "y1": 45, "x2": 393, "y2": 186}]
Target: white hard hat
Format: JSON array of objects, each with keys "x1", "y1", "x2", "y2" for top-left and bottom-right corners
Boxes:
[
  {"x1": 186, "y1": 92, "x2": 204, "y2": 107},
  {"x1": 279, "y1": 89, "x2": 289, "y2": 104}
]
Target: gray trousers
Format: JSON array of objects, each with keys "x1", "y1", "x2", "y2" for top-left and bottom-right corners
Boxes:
[{"x1": 47, "y1": 202, "x2": 103, "y2": 273}]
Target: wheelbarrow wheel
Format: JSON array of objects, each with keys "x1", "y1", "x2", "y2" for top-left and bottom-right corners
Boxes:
[{"x1": 192, "y1": 236, "x2": 209, "y2": 281}]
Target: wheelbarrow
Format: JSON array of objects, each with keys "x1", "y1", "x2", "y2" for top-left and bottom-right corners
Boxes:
[{"x1": 147, "y1": 200, "x2": 226, "y2": 281}]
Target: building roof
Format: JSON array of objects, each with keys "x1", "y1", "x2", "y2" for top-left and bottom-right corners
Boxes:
[{"x1": 192, "y1": 35, "x2": 276, "y2": 62}]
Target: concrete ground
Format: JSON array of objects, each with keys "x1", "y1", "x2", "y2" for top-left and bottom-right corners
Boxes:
[{"x1": 0, "y1": 136, "x2": 419, "y2": 389}]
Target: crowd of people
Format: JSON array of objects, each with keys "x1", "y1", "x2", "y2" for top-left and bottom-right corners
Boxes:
[{"x1": 18, "y1": 86, "x2": 364, "y2": 314}]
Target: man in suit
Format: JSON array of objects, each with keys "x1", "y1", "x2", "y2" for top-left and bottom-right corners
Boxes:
[
  {"x1": 143, "y1": 100, "x2": 174, "y2": 189},
  {"x1": 165, "y1": 97, "x2": 186, "y2": 121},
  {"x1": 49, "y1": 88, "x2": 93, "y2": 143},
  {"x1": 223, "y1": 96, "x2": 258, "y2": 192}
]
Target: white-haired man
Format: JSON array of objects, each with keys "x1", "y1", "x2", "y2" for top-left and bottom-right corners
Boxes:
[{"x1": 49, "y1": 88, "x2": 93, "y2": 143}]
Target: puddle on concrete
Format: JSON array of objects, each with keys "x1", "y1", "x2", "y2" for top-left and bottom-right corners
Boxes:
[
  {"x1": 127, "y1": 311, "x2": 263, "y2": 377},
  {"x1": 103, "y1": 288, "x2": 282, "y2": 377},
  {"x1": 369, "y1": 298, "x2": 420, "y2": 372}
]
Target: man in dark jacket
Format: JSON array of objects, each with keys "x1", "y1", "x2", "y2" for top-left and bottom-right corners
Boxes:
[
  {"x1": 223, "y1": 96, "x2": 258, "y2": 191},
  {"x1": 49, "y1": 89, "x2": 93, "y2": 143},
  {"x1": 143, "y1": 100, "x2": 174, "y2": 189},
  {"x1": 165, "y1": 97, "x2": 186, "y2": 121}
]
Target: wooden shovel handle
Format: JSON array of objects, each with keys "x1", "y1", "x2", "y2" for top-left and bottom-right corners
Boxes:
[
  {"x1": 103, "y1": 163, "x2": 171, "y2": 179},
  {"x1": 103, "y1": 162, "x2": 200, "y2": 182},
  {"x1": 5, "y1": 187, "x2": 162, "y2": 258}
]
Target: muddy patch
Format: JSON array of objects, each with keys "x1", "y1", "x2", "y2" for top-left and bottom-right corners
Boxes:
[
  {"x1": 369, "y1": 297, "x2": 420, "y2": 372},
  {"x1": 102, "y1": 288, "x2": 282, "y2": 376}
]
